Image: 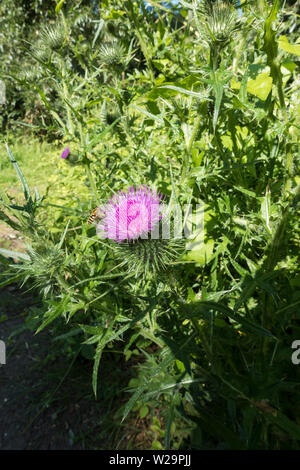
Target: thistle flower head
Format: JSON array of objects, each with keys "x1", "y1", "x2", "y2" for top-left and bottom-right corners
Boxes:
[
  {"x1": 97, "y1": 186, "x2": 165, "y2": 243},
  {"x1": 96, "y1": 186, "x2": 185, "y2": 278}
]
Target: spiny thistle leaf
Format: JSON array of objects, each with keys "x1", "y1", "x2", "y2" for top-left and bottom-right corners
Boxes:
[{"x1": 13, "y1": 244, "x2": 66, "y2": 297}]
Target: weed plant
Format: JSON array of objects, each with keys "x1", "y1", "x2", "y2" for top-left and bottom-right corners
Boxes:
[{"x1": 0, "y1": 0, "x2": 300, "y2": 450}]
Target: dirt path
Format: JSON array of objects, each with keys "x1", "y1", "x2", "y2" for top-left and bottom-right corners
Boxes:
[
  {"x1": 0, "y1": 223, "x2": 26, "y2": 253},
  {"x1": 0, "y1": 285, "x2": 109, "y2": 450}
]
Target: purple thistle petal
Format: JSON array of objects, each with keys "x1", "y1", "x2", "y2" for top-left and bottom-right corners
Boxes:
[
  {"x1": 97, "y1": 186, "x2": 166, "y2": 242},
  {"x1": 60, "y1": 147, "x2": 70, "y2": 159}
]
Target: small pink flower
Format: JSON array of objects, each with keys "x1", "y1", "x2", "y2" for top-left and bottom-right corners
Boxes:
[
  {"x1": 60, "y1": 147, "x2": 70, "y2": 159},
  {"x1": 97, "y1": 186, "x2": 165, "y2": 242}
]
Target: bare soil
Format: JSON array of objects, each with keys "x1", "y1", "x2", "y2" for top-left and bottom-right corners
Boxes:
[{"x1": 0, "y1": 285, "x2": 115, "y2": 450}]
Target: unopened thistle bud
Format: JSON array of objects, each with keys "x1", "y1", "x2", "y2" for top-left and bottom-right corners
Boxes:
[{"x1": 194, "y1": 0, "x2": 242, "y2": 51}]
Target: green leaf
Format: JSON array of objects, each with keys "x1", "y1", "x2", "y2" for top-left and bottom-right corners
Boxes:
[
  {"x1": 55, "y1": 0, "x2": 65, "y2": 14},
  {"x1": 145, "y1": 75, "x2": 206, "y2": 101},
  {"x1": 233, "y1": 186, "x2": 258, "y2": 199},
  {"x1": 246, "y1": 73, "x2": 273, "y2": 101},
  {"x1": 184, "y1": 239, "x2": 214, "y2": 266},
  {"x1": 278, "y1": 36, "x2": 300, "y2": 57},
  {"x1": 50, "y1": 111, "x2": 67, "y2": 132},
  {"x1": 165, "y1": 396, "x2": 175, "y2": 450},
  {"x1": 122, "y1": 334, "x2": 196, "y2": 422},
  {"x1": 130, "y1": 105, "x2": 163, "y2": 124},
  {"x1": 183, "y1": 300, "x2": 277, "y2": 339},
  {"x1": 0, "y1": 208, "x2": 21, "y2": 231},
  {"x1": 151, "y1": 440, "x2": 163, "y2": 450},
  {"x1": 259, "y1": 407, "x2": 300, "y2": 441},
  {"x1": 93, "y1": 341, "x2": 103, "y2": 398},
  {"x1": 139, "y1": 405, "x2": 149, "y2": 419},
  {"x1": 5, "y1": 144, "x2": 31, "y2": 201},
  {"x1": 158, "y1": 85, "x2": 206, "y2": 100},
  {"x1": 209, "y1": 68, "x2": 231, "y2": 132},
  {"x1": 90, "y1": 310, "x2": 147, "y2": 396},
  {"x1": 263, "y1": 0, "x2": 279, "y2": 64},
  {"x1": 53, "y1": 328, "x2": 82, "y2": 342},
  {"x1": 0, "y1": 273, "x2": 24, "y2": 289},
  {"x1": 57, "y1": 220, "x2": 71, "y2": 249},
  {"x1": 232, "y1": 72, "x2": 273, "y2": 101},
  {"x1": 261, "y1": 186, "x2": 272, "y2": 233},
  {"x1": 212, "y1": 75, "x2": 224, "y2": 132},
  {"x1": 86, "y1": 117, "x2": 121, "y2": 151},
  {"x1": 0, "y1": 248, "x2": 30, "y2": 261},
  {"x1": 35, "y1": 296, "x2": 71, "y2": 334}
]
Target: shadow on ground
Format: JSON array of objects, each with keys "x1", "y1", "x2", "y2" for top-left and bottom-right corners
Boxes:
[{"x1": 0, "y1": 285, "x2": 131, "y2": 450}]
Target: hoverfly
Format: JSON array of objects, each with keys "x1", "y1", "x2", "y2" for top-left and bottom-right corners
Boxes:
[
  {"x1": 88, "y1": 207, "x2": 98, "y2": 225},
  {"x1": 87, "y1": 206, "x2": 104, "y2": 225}
]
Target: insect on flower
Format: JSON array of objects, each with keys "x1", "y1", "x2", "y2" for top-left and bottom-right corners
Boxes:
[
  {"x1": 88, "y1": 206, "x2": 105, "y2": 225},
  {"x1": 87, "y1": 207, "x2": 98, "y2": 225}
]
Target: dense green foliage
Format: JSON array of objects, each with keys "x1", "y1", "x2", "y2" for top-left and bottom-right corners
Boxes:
[{"x1": 1, "y1": 0, "x2": 300, "y2": 449}]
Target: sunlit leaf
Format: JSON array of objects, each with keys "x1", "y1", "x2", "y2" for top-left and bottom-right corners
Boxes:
[{"x1": 278, "y1": 36, "x2": 300, "y2": 57}]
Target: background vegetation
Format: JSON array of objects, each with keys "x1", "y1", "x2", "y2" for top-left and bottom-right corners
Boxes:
[{"x1": 0, "y1": 0, "x2": 299, "y2": 450}]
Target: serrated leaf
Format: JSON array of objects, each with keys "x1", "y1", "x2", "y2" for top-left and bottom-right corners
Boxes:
[
  {"x1": 35, "y1": 296, "x2": 71, "y2": 334},
  {"x1": 122, "y1": 334, "x2": 196, "y2": 422},
  {"x1": 86, "y1": 117, "x2": 121, "y2": 151},
  {"x1": 50, "y1": 111, "x2": 67, "y2": 131},
  {"x1": 158, "y1": 85, "x2": 206, "y2": 100},
  {"x1": 91, "y1": 310, "x2": 147, "y2": 396},
  {"x1": 130, "y1": 105, "x2": 163, "y2": 124},
  {"x1": 263, "y1": 0, "x2": 279, "y2": 63},
  {"x1": 0, "y1": 273, "x2": 24, "y2": 289},
  {"x1": 261, "y1": 186, "x2": 272, "y2": 233}
]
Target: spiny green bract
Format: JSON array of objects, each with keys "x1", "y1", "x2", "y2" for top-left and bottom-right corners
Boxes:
[
  {"x1": 39, "y1": 24, "x2": 66, "y2": 52},
  {"x1": 111, "y1": 236, "x2": 185, "y2": 279},
  {"x1": 194, "y1": 0, "x2": 243, "y2": 48}
]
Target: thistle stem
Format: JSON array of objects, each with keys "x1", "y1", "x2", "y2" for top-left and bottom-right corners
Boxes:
[{"x1": 181, "y1": 113, "x2": 202, "y2": 184}]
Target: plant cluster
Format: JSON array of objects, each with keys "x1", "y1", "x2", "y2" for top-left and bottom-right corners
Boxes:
[{"x1": 0, "y1": 0, "x2": 300, "y2": 450}]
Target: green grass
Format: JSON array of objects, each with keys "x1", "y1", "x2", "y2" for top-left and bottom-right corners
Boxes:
[{"x1": 0, "y1": 137, "x2": 58, "y2": 194}]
